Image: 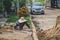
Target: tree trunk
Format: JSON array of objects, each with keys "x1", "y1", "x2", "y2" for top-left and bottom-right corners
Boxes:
[
  {"x1": 51, "y1": 0, "x2": 58, "y2": 8},
  {"x1": 17, "y1": 0, "x2": 19, "y2": 16},
  {"x1": 4, "y1": 11, "x2": 8, "y2": 17},
  {"x1": 44, "y1": 0, "x2": 48, "y2": 8}
]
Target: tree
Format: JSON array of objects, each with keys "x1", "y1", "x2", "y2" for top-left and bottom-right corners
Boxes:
[
  {"x1": 44, "y1": 0, "x2": 48, "y2": 8},
  {"x1": 3, "y1": 0, "x2": 12, "y2": 17},
  {"x1": 0, "y1": 0, "x2": 3, "y2": 14},
  {"x1": 29, "y1": 0, "x2": 32, "y2": 5},
  {"x1": 20, "y1": 0, "x2": 26, "y2": 7},
  {"x1": 51, "y1": 0, "x2": 58, "y2": 8}
]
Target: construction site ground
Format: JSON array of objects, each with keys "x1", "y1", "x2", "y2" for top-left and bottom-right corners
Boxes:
[
  {"x1": 0, "y1": 8, "x2": 60, "y2": 40},
  {"x1": 31, "y1": 8, "x2": 60, "y2": 40},
  {"x1": 31, "y1": 8, "x2": 60, "y2": 30},
  {"x1": 0, "y1": 30, "x2": 33, "y2": 40},
  {"x1": 0, "y1": 27, "x2": 33, "y2": 40}
]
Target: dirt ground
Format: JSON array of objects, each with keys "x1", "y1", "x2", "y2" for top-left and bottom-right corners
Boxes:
[
  {"x1": 0, "y1": 8, "x2": 60, "y2": 40},
  {"x1": 30, "y1": 8, "x2": 60, "y2": 40},
  {"x1": 31, "y1": 8, "x2": 60, "y2": 30},
  {"x1": 37, "y1": 9, "x2": 60, "y2": 40},
  {"x1": 0, "y1": 24, "x2": 33, "y2": 40},
  {"x1": 37, "y1": 17, "x2": 60, "y2": 40},
  {"x1": 45, "y1": 8, "x2": 60, "y2": 16},
  {"x1": 0, "y1": 30, "x2": 32, "y2": 40},
  {"x1": 0, "y1": 29, "x2": 33, "y2": 40}
]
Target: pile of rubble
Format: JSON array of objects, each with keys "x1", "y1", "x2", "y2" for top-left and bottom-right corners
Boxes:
[
  {"x1": 37, "y1": 16, "x2": 60, "y2": 40},
  {"x1": 0, "y1": 23, "x2": 14, "y2": 33},
  {"x1": 0, "y1": 23, "x2": 33, "y2": 40}
]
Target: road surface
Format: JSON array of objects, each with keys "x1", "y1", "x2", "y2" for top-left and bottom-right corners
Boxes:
[{"x1": 31, "y1": 9, "x2": 60, "y2": 30}]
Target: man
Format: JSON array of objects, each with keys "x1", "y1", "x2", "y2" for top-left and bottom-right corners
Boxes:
[{"x1": 14, "y1": 17, "x2": 30, "y2": 30}]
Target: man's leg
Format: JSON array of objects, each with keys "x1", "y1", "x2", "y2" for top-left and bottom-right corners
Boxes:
[
  {"x1": 19, "y1": 23, "x2": 25, "y2": 30},
  {"x1": 25, "y1": 22, "x2": 30, "y2": 28},
  {"x1": 14, "y1": 22, "x2": 19, "y2": 30}
]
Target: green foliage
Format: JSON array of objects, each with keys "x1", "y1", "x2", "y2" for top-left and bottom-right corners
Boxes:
[
  {"x1": 13, "y1": 0, "x2": 26, "y2": 3},
  {"x1": 25, "y1": 16, "x2": 32, "y2": 26},
  {"x1": 29, "y1": 0, "x2": 32, "y2": 6},
  {"x1": 3, "y1": 0, "x2": 12, "y2": 11},
  {"x1": 0, "y1": 0, "x2": 3, "y2": 12},
  {"x1": 6, "y1": 16, "x2": 32, "y2": 27},
  {"x1": 35, "y1": 0, "x2": 44, "y2": 5},
  {"x1": 6, "y1": 16, "x2": 19, "y2": 23},
  {"x1": 20, "y1": 0, "x2": 26, "y2": 2}
]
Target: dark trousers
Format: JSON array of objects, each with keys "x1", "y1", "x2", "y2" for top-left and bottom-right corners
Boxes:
[{"x1": 14, "y1": 22, "x2": 30, "y2": 30}]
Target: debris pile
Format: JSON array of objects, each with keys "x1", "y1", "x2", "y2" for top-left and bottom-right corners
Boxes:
[
  {"x1": 0, "y1": 23, "x2": 14, "y2": 32},
  {"x1": 0, "y1": 23, "x2": 33, "y2": 40},
  {"x1": 37, "y1": 16, "x2": 60, "y2": 40}
]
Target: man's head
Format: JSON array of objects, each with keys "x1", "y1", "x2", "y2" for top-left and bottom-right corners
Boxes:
[
  {"x1": 18, "y1": 17, "x2": 27, "y2": 23},
  {"x1": 20, "y1": 17, "x2": 25, "y2": 20}
]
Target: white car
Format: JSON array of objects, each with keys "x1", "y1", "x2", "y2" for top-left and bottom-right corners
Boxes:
[{"x1": 31, "y1": 2, "x2": 44, "y2": 14}]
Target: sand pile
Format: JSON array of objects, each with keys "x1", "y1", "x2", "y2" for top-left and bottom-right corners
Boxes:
[
  {"x1": 37, "y1": 16, "x2": 60, "y2": 40},
  {"x1": 37, "y1": 25, "x2": 60, "y2": 40}
]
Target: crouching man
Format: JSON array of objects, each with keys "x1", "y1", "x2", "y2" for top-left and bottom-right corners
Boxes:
[{"x1": 14, "y1": 17, "x2": 30, "y2": 30}]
